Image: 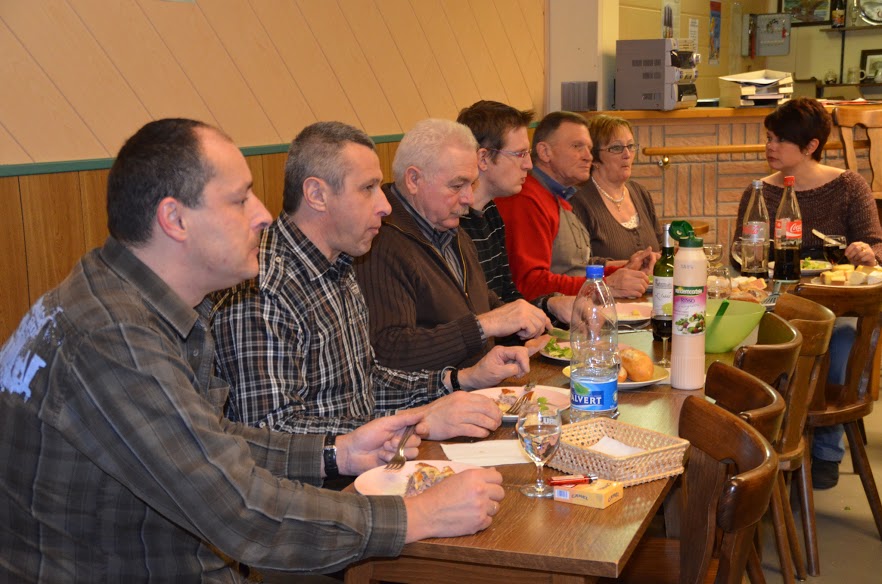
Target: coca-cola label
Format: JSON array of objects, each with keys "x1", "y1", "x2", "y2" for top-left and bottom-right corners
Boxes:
[
  {"x1": 742, "y1": 221, "x2": 767, "y2": 242},
  {"x1": 775, "y1": 219, "x2": 802, "y2": 240}
]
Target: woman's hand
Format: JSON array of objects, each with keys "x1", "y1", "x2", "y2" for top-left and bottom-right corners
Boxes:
[{"x1": 845, "y1": 241, "x2": 878, "y2": 267}]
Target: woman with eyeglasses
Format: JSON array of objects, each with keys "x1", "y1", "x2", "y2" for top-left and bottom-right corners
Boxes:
[{"x1": 570, "y1": 115, "x2": 662, "y2": 263}]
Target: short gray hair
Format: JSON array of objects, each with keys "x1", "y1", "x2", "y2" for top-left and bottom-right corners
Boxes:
[
  {"x1": 283, "y1": 121, "x2": 376, "y2": 213},
  {"x1": 392, "y1": 119, "x2": 478, "y2": 188}
]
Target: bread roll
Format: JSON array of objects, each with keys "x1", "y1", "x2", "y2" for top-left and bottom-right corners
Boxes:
[
  {"x1": 617, "y1": 366, "x2": 628, "y2": 383},
  {"x1": 620, "y1": 347, "x2": 654, "y2": 382}
]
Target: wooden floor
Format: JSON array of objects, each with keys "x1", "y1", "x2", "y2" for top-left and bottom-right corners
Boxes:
[{"x1": 760, "y1": 404, "x2": 882, "y2": 582}]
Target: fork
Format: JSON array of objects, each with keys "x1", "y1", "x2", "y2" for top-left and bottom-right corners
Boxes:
[
  {"x1": 506, "y1": 381, "x2": 537, "y2": 416},
  {"x1": 384, "y1": 424, "x2": 416, "y2": 471},
  {"x1": 762, "y1": 280, "x2": 783, "y2": 309}
]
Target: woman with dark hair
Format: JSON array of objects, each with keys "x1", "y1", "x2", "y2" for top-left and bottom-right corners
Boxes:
[
  {"x1": 734, "y1": 97, "x2": 882, "y2": 265},
  {"x1": 570, "y1": 114, "x2": 662, "y2": 263},
  {"x1": 734, "y1": 97, "x2": 882, "y2": 491}
]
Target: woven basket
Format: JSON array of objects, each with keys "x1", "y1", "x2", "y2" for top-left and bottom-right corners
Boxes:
[{"x1": 548, "y1": 417, "x2": 689, "y2": 487}]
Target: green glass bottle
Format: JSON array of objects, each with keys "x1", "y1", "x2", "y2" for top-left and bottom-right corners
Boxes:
[{"x1": 651, "y1": 223, "x2": 675, "y2": 343}]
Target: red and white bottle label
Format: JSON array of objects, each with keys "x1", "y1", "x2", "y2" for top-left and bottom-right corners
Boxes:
[{"x1": 775, "y1": 219, "x2": 802, "y2": 240}]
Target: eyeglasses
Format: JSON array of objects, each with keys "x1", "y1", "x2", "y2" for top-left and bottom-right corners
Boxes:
[
  {"x1": 488, "y1": 148, "x2": 531, "y2": 160},
  {"x1": 600, "y1": 144, "x2": 639, "y2": 155}
]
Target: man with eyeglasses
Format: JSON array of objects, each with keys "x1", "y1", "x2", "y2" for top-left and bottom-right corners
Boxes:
[
  {"x1": 495, "y1": 111, "x2": 655, "y2": 300},
  {"x1": 355, "y1": 118, "x2": 551, "y2": 372},
  {"x1": 456, "y1": 100, "x2": 575, "y2": 328}
]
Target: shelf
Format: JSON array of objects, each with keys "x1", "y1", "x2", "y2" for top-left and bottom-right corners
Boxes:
[{"x1": 821, "y1": 25, "x2": 881, "y2": 32}]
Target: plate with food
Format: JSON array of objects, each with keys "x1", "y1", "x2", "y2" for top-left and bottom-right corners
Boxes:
[
  {"x1": 617, "y1": 301, "x2": 652, "y2": 324},
  {"x1": 562, "y1": 345, "x2": 667, "y2": 389},
  {"x1": 809, "y1": 264, "x2": 882, "y2": 287},
  {"x1": 540, "y1": 338, "x2": 572, "y2": 362},
  {"x1": 729, "y1": 276, "x2": 770, "y2": 304},
  {"x1": 472, "y1": 385, "x2": 570, "y2": 422},
  {"x1": 354, "y1": 460, "x2": 478, "y2": 496},
  {"x1": 768, "y1": 259, "x2": 832, "y2": 277}
]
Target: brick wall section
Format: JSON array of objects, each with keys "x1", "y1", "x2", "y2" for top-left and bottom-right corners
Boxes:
[{"x1": 628, "y1": 116, "x2": 869, "y2": 258}]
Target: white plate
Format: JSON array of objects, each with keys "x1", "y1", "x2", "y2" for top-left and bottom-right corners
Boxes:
[
  {"x1": 472, "y1": 385, "x2": 570, "y2": 422},
  {"x1": 562, "y1": 364, "x2": 669, "y2": 390},
  {"x1": 768, "y1": 260, "x2": 831, "y2": 277},
  {"x1": 540, "y1": 340, "x2": 572, "y2": 362},
  {"x1": 617, "y1": 301, "x2": 652, "y2": 323},
  {"x1": 808, "y1": 277, "x2": 882, "y2": 288},
  {"x1": 354, "y1": 460, "x2": 478, "y2": 496}
]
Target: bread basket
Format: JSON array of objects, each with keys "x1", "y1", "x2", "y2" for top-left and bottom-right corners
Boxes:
[{"x1": 548, "y1": 417, "x2": 689, "y2": 487}]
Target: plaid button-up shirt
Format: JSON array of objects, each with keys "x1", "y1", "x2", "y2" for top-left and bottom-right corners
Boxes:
[
  {"x1": 213, "y1": 214, "x2": 449, "y2": 435},
  {"x1": 0, "y1": 237, "x2": 405, "y2": 582}
]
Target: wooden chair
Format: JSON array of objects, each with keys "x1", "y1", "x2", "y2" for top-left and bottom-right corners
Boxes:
[
  {"x1": 795, "y1": 283, "x2": 882, "y2": 571},
  {"x1": 704, "y1": 361, "x2": 787, "y2": 584},
  {"x1": 614, "y1": 366, "x2": 780, "y2": 584},
  {"x1": 833, "y1": 106, "x2": 882, "y2": 402},
  {"x1": 763, "y1": 294, "x2": 836, "y2": 579},
  {"x1": 732, "y1": 311, "x2": 802, "y2": 419}
]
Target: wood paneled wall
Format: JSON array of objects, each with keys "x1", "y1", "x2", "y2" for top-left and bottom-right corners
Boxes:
[{"x1": 0, "y1": 0, "x2": 545, "y2": 165}]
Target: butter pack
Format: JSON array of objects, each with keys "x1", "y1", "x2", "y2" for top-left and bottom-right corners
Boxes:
[{"x1": 553, "y1": 479, "x2": 623, "y2": 509}]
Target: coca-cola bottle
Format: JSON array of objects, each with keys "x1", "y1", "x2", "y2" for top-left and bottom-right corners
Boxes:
[
  {"x1": 740, "y1": 180, "x2": 770, "y2": 277},
  {"x1": 772, "y1": 176, "x2": 802, "y2": 283}
]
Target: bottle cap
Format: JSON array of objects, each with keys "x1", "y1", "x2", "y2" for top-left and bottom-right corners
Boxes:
[
  {"x1": 784, "y1": 175, "x2": 795, "y2": 186},
  {"x1": 668, "y1": 220, "x2": 704, "y2": 248},
  {"x1": 585, "y1": 264, "x2": 604, "y2": 279}
]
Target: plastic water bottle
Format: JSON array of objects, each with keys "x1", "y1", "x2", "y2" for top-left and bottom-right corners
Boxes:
[
  {"x1": 569, "y1": 264, "x2": 620, "y2": 421},
  {"x1": 669, "y1": 221, "x2": 706, "y2": 390}
]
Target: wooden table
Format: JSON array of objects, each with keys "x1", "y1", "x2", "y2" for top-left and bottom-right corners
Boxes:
[{"x1": 345, "y1": 343, "x2": 733, "y2": 583}]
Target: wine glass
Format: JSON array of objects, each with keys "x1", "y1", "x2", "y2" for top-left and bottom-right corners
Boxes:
[
  {"x1": 516, "y1": 403, "x2": 562, "y2": 498},
  {"x1": 703, "y1": 243, "x2": 723, "y2": 267},
  {"x1": 822, "y1": 235, "x2": 847, "y2": 266},
  {"x1": 651, "y1": 312, "x2": 672, "y2": 368}
]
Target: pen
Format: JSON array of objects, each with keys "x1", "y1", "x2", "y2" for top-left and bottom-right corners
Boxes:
[{"x1": 549, "y1": 474, "x2": 598, "y2": 486}]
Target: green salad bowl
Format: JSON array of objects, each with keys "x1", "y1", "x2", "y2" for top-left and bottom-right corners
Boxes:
[{"x1": 704, "y1": 299, "x2": 765, "y2": 354}]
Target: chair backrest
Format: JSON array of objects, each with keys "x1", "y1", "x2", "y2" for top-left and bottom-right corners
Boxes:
[
  {"x1": 772, "y1": 293, "x2": 836, "y2": 454},
  {"x1": 732, "y1": 311, "x2": 801, "y2": 441},
  {"x1": 679, "y1": 394, "x2": 779, "y2": 584},
  {"x1": 705, "y1": 361, "x2": 786, "y2": 444},
  {"x1": 796, "y1": 283, "x2": 882, "y2": 409},
  {"x1": 834, "y1": 106, "x2": 882, "y2": 195}
]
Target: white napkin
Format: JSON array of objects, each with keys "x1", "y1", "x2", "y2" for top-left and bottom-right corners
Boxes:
[
  {"x1": 588, "y1": 436, "x2": 645, "y2": 457},
  {"x1": 441, "y1": 440, "x2": 532, "y2": 466}
]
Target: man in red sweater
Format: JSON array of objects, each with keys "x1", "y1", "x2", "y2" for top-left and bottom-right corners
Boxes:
[{"x1": 495, "y1": 111, "x2": 655, "y2": 300}]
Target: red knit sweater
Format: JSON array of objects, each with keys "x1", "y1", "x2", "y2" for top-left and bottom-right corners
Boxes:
[{"x1": 494, "y1": 175, "x2": 587, "y2": 300}]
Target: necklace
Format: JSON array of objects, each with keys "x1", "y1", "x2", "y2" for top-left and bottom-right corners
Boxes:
[{"x1": 592, "y1": 176, "x2": 625, "y2": 210}]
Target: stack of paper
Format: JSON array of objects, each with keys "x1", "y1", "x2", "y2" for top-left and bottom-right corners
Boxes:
[{"x1": 719, "y1": 69, "x2": 793, "y2": 107}]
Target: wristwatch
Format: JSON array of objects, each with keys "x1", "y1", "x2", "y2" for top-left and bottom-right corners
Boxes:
[{"x1": 323, "y1": 434, "x2": 339, "y2": 480}]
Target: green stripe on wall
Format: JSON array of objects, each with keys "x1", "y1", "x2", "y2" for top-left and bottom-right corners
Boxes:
[{"x1": 0, "y1": 132, "x2": 409, "y2": 178}]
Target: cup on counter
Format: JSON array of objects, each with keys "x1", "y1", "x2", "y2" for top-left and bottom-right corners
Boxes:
[{"x1": 847, "y1": 67, "x2": 866, "y2": 84}]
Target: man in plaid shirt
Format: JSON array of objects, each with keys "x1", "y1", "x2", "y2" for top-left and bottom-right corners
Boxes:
[{"x1": 213, "y1": 121, "x2": 533, "y2": 439}]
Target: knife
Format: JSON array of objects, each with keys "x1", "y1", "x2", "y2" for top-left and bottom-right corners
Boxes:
[{"x1": 811, "y1": 228, "x2": 842, "y2": 247}]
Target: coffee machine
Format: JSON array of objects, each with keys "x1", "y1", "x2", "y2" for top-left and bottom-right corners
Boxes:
[{"x1": 615, "y1": 39, "x2": 699, "y2": 111}]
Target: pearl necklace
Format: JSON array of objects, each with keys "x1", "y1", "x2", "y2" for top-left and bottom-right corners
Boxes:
[{"x1": 592, "y1": 177, "x2": 626, "y2": 210}]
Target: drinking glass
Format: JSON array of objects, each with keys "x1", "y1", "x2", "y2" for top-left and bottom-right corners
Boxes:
[
  {"x1": 707, "y1": 266, "x2": 732, "y2": 299},
  {"x1": 651, "y1": 313, "x2": 672, "y2": 367},
  {"x1": 822, "y1": 235, "x2": 847, "y2": 266},
  {"x1": 516, "y1": 404, "x2": 562, "y2": 498},
  {"x1": 703, "y1": 243, "x2": 723, "y2": 267}
]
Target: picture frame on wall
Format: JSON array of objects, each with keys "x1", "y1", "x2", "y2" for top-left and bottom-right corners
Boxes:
[
  {"x1": 778, "y1": 0, "x2": 832, "y2": 26},
  {"x1": 860, "y1": 49, "x2": 882, "y2": 83}
]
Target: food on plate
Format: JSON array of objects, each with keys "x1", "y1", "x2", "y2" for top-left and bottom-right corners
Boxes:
[
  {"x1": 832, "y1": 263, "x2": 854, "y2": 273},
  {"x1": 848, "y1": 271, "x2": 868, "y2": 286},
  {"x1": 820, "y1": 271, "x2": 846, "y2": 285},
  {"x1": 620, "y1": 347, "x2": 655, "y2": 382},
  {"x1": 543, "y1": 338, "x2": 573, "y2": 360},
  {"x1": 404, "y1": 462, "x2": 456, "y2": 496},
  {"x1": 729, "y1": 277, "x2": 769, "y2": 304},
  {"x1": 495, "y1": 387, "x2": 519, "y2": 411},
  {"x1": 801, "y1": 258, "x2": 830, "y2": 271},
  {"x1": 617, "y1": 366, "x2": 628, "y2": 383}
]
